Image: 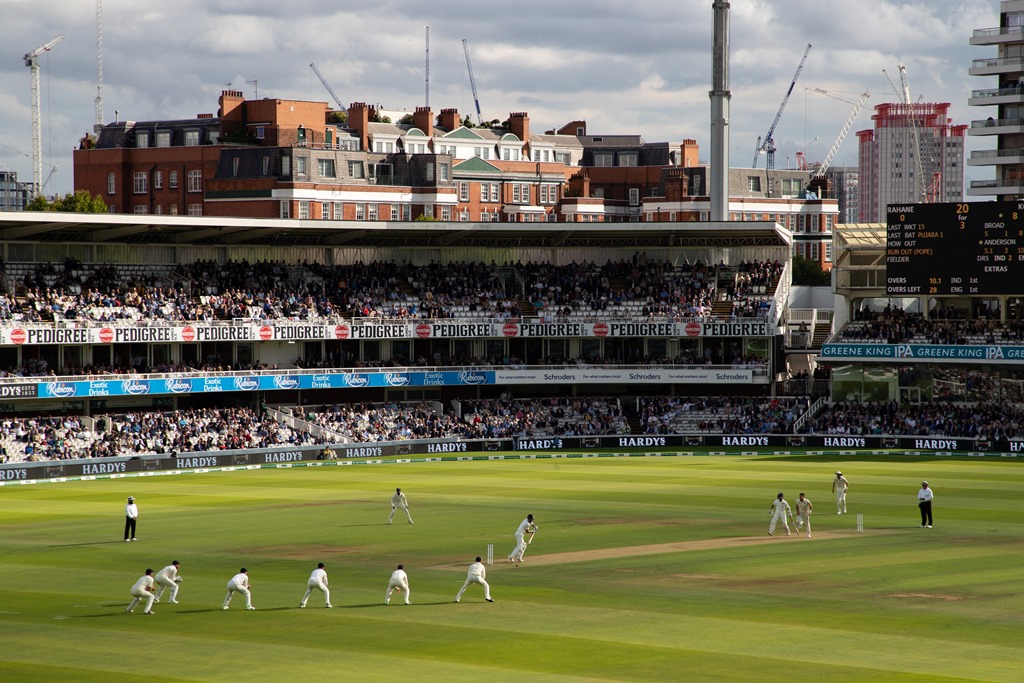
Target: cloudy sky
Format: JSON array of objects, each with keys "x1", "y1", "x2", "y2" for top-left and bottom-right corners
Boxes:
[{"x1": 0, "y1": 0, "x2": 1001, "y2": 197}]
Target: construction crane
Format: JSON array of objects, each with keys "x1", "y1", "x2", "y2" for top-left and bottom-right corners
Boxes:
[
  {"x1": 425, "y1": 26, "x2": 430, "y2": 109},
  {"x1": 805, "y1": 87, "x2": 870, "y2": 176},
  {"x1": 883, "y1": 63, "x2": 928, "y2": 200},
  {"x1": 24, "y1": 34, "x2": 64, "y2": 197},
  {"x1": 753, "y1": 43, "x2": 811, "y2": 169},
  {"x1": 309, "y1": 63, "x2": 344, "y2": 110},
  {"x1": 462, "y1": 39, "x2": 483, "y2": 125}
]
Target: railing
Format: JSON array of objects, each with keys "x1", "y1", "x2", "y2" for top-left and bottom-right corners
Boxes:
[
  {"x1": 969, "y1": 86, "x2": 1024, "y2": 98},
  {"x1": 969, "y1": 179, "x2": 1022, "y2": 189},
  {"x1": 971, "y1": 117, "x2": 1024, "y2": 129},
  {"x1": 973, "y1": 26, "x2": 1024, "y2": 38},
  {"x1": 970, "y1": 148, "x2": 1024, "y2": 159},
  {"x1": 971, "y1": 56, "x2": 1024, "y2": 68}
]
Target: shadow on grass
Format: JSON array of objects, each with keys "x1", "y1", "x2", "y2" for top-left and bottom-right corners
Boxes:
[{"x1": 50, "y1": 541, "x2": 132, "y2": 547}]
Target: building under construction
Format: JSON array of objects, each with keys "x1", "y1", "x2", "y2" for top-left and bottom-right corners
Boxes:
[{"x1": 856, "y1": 102, "x2": 967, "y2": 222}]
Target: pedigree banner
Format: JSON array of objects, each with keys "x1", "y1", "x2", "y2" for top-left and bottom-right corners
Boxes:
[{"x1": 0, "y1": 320, "x2": 772, "y2": 346}]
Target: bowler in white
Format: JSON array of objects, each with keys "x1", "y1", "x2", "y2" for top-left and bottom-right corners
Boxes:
[
  {"x1": 795, "y1": 493, "x2": 813, "y2": 538},
  {"x1": 223, "y1": 568, "x2": 254, "y2": 610},
  {"x1": 385, "y1": 564, "x2": 410, "y2": 605},
  {"x1": 154, "y1": 561, "x2": 182, "y2": 604},
  {"x1": 299, "y1": 562, "x2": 331, "y2": 608},
  {"x1": 126, "y1": 568, "x2": 156, "y2": 614},
  {"x1": 833, "y1": 471, "x2": 849, "y2": 514},
  {"x1": 455, "y1": 557, "x2": 493, "y2": 603}
]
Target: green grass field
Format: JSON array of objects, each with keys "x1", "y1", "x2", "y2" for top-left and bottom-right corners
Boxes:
[{"x1": 1, "y1": 453, "x2": 1022, "y2": 682}]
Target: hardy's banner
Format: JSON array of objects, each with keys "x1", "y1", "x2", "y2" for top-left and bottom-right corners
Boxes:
[{"x1": 0, "y1": 320, "x2": 773, "y2": 346}]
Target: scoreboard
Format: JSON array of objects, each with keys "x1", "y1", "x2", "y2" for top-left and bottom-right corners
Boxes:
[{"x1": 886, "y1": 200, "x2": 1024, "y2": 296}]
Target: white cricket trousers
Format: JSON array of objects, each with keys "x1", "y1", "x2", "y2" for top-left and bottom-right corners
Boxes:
[
  {"x1": 155, "y1": 577, "x2": 179, "y2": 602},
  {"x1": 300, "y1": 579, "x2": 330, "y2": 607},
  {"x1": 127, "y1": 589, "x2": 155, "y2": 613},
  {"x1": 456, "y1": 575, "x2": 491, "y2": 601},
  {"x1": 769, "y1": 512, "x2": 790, "y2": 535},
  {"x1": 386, "y1": 577, "x2": 410, "y2": 604},
  {"x1": 223, "y1": 580, "x2": 252, "y2": 609}
]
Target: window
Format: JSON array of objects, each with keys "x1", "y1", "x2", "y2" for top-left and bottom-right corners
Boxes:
[
  {"x1": 669, "y1": 211, "x2": 677, "y2": 221},
  {"x1": 156, "y1": 131, "x2": 171, "y2": 148},
  {"x1": 320, "y1": 202, "x2": 329, "y2": 220},
  {"x1": 348, "y1": 161, "x2": 364, "y2": 178},
  {"x1": 107, "y1": 172, "x2": 116, "y2": 195},
  {"x1": 333, "y1": 202, "x2": 343, "y2": 220},
  {"x1": 133, "y1": 204, "x2": 149, "y2": 214},
  {"x1": 154, "y1": 171, "x2": 163, "y2": 189},
  {"x1": 619, "y1": 152, "x2": 638, "y2": 166},
  {"x1": 401, "y1": 204, "x2": 411, "y2": 221},
  {"x1": 425, "y1": 164, "x2": 434, "y2": 181},
  {"x1": 512, "y1": 184, "x2": 522, "y2": 203},
  {"x1": 231, "y1": 158, "x2": 240, "y2": 177},
  {"x1": 256, "y1": 126, "x2": 265, "y2": 140},
  {"x1": 355, "y1": 204, "x2": 365, "y2": 220},
  {"x1": 490, "y1": 183, "x2": 499, "y2": 202},
  {"x1": 280, "y1": 201, "x2": 290, "y2": 219},
  {"x1": 474, "y1": 146, "x2": 490, "y2": 160},
  {"x1": 825, "y1": 215, "x2": 834, "y2": 232},
  {"x1": 298, "y1": 201, "x2": 310, "y2": 219},
  {"x1": 133, "y1": 172, "x2": 148, "y2": 194},
  {"x1": 797, "y1": 214, "x2": 807, "y2": 233},
  {"x1": 261, "y1": 157, "x2": 270, "y2": 176},
  {"x1": 154, "y1": 205, "x2": 163, "y2": 215},
  {"x1": 747, "y1": 176, "x2": 761, "y2": 192},
  {"x1": 424, "y1": 205, "x2": 433, "y2": 219},
  {"x1": 371, "y1": 163, "x2": 393, "y2": 185},
  {"x1": 440, "y1": 205, "x2": 452, "y2": 221},
  {"x1": 628, "y1": 188, "x2": 640, "y2": 206},
  {"x1": 595, "y1": 153, "x2": 614, "y2": 167},
  {"x1": 168, "y1": 204, "x2": 178, "y2": 215},
  {"x1": 318, "y1": 158, "x2": 335, "y2": 177},
  {"x1": 459, "y1": 210, "x2": 470, "y2": 222},
  {"x1": 459, "y1": 181, "x2": 470, "y2": 201},
  {"x1": 295, "y1": 157, "x2": 307, "y2": 177},
  {"x1": 367, "y1": 204, "x2": 377, "y2": 221},
  {"x1": 781, "y1": 178, "x2": 801, "y2": 196},
  {"x1": 810, "y1": 242, "x2": 820, "y2": 260},
  {"x1": 187, "y1": 203, "x2": 202, "y2": 216},
  {"x1": 187, "y1": 170, "x2": 202, "y2": 193},
  {"x1": 825, "y1": 242, "x2": 833, "y2": 262},
  {"x1": 439, "y1": 162, "x2": 450, "y2": 181},
  {"x1": 502, "y1": 148, "x2": 511, "y2": 161},
  {"x1": 281, "y1": 157, "x2": 290, "y2": 178},
  {"x1": 136, "y1": 131, "x2": 149, "y2": 148},
  {"x1": 184, "y1": 130, "x2": 200, "y2": 146}
]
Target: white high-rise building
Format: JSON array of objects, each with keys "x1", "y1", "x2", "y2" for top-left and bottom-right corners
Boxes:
[
  {"x1": 856, "y1": 102, "x2": 967, "y2": 222},
  {"x1": 968, "y1": 0, "x2": 1024, "y2": 199}
]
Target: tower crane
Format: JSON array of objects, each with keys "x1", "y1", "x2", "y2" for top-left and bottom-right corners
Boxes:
[
  {"x1": 462, "y1": 39, "x2": 483, "y2": 125},
  {"x1": 753, "y1": 43, "x2": 811, "y2": 169},
  {"x1": 24, "y1": 34, "x2": 64, "y2": 196},
  {"x1": 805, "y1": 87, "x2": 870, "y2": 176},
  {"x1": 309, "y1": 62, "x2": 344, "y2": 110},
  {"x1": 95, "y1": 0, "x2": 104, "y2": 132}
]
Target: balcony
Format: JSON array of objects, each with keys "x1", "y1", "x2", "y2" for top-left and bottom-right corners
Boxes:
[
  {"x1": 967, "y1": 148, "x2": 1024, "y2": 166},
  {"x1": 969, "y1": 55, "x2": 1024, "y2": 76},
  {"x1": 968, "y1": 116, "x2": 1024, "y2": 136},
  {"x1": 970, "y1": 25, "x2": 1024, "y2": 46},
  {"x1": 966, "y1": 178, "x2": 1024, "y2": 196},
  {"x1": 968, "y1": 85, "x2": 1024, "y2": 106}
]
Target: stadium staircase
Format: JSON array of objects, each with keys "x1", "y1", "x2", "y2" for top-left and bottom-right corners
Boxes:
[{"x1": 625, "y1": 414, "x2": 644, "y2": 434}]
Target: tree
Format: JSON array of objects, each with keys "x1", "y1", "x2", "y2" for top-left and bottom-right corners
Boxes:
[
  {"x1": 328, "y1": 110, "x2": 348, "y2": 124},
  {"x1": 28, "y1": 190, "x2": 109, "y2": 213},
  {"x1": 461, "y1": 115, "x2": 475, "y2": 128},
  {"x1": 791, "y1": 255, "x2": 830, "y2": 286}
]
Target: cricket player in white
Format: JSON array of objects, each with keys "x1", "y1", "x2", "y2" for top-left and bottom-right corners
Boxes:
[
  {"x1": 299, "y1": 562, "x2": 331, "y2": 608},
  {"x1": 154, "y1": 561, "x2": 182, "y2": 603},
  {"x1": 385, "y1": 564, "x2": 410, "y2": 605},
  {"x1": 769, "y1": 493, "x2": 793, "y2": 536},
  {"x1": 833, "y1": 471, "x2": 849, "y2": 514},
  {"x1": 223, "y1": 568, "x2": 255, "y2": 610},
  {"x1": 508, "y1": 514, "x2": 537, "y2": 564},
  {"x1": 795, "y1": 493, "x2": 813, "y2": 538},
  {"x1": 455, "y1": 556, "x2": 493, "y2": 603},
  {"x1": 388, "y1": 488, "x2": 414, "y2": 524},
  {"x1": 126, "y1": 568, "x2": 156, "y2": 614}
]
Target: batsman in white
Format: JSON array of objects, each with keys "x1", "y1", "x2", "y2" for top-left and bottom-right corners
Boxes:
[
  {"x1": 223, "y1": 568, "x2": 255, "y2": 610},
  {"x1": 385, "y1": 564, "x2": 411, "y2": 605},
  {"x1": 795, "y1": 493, "x2": 813, "y2": 538},
  {"x1": 154, "y1": 560, "x2": 183, "y2": 604},
  {"x1": 125, "y1": 568, "x2": 156, "y2": 614},
  {"x1": 388, "y1": 487, "x2": 414, "y2": 525},
  {"x1": 508, "y1": 513, "x2": 538, "y2": 564},
  {"x1": 455, "y1": 556, "x2": 493, "y2": 603},
  {"x1": 299, "y1": 562, "x2": 331, "y2": 608},
  {"x1": 768, "y1": 493, "x2": 794, "y2": 536}
]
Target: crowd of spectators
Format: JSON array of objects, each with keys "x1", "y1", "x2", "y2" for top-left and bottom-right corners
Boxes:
[
  {"x1": 637, "y1": 396, "x2": 806, "y2": 435},
  {"x1": 1, "y1": 257, "x2": 781, "y2": 324},
  {"x1": 797, "y1": 401, "x2": 1024, "y2": 440},
  {"x1": 839, "y1": 306, "x2": 1024, "y2": 345}
]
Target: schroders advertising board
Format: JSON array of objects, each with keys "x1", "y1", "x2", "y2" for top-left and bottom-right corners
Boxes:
[{"x1": 0, "y1": 320, "x2": 773, "y2": 346}]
